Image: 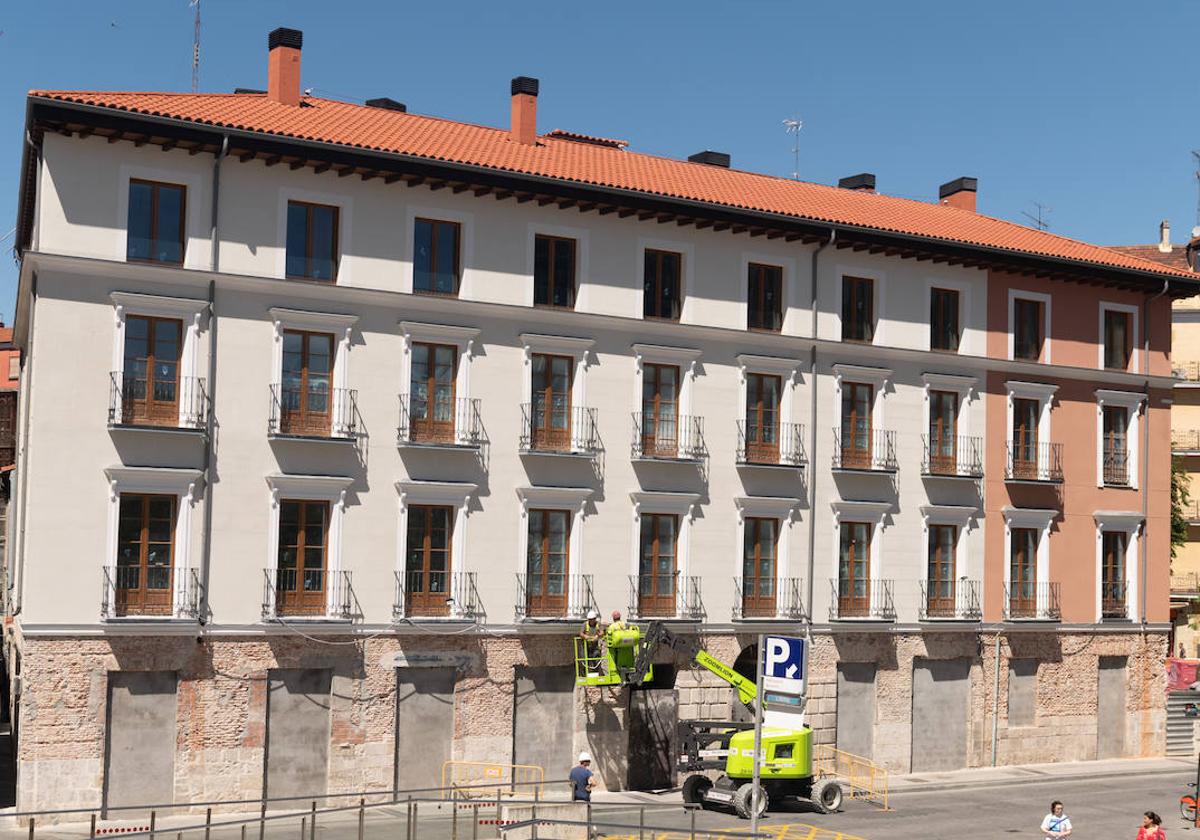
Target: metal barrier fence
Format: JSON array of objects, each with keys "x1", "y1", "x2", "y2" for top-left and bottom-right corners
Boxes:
[
  {"x1": 441, "y1": 761, "x2": 545, "y2": 799},
  {"x1": 813, "y1": 744, "x2": 889, "y2": 811}
]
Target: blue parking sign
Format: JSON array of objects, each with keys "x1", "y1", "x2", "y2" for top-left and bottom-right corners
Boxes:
[{"x1": 763, "y1": 635, "x2": 805, "y2": 682}]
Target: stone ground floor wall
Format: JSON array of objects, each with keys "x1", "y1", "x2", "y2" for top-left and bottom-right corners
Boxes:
[{"x1": 7, "y1": 626, "x2": 1167, "y2": 814}]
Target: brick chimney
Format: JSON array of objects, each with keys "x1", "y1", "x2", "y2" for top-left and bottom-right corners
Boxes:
[
  {"x1": 838, "y1": 173, "x2": 876, "y2": 192},
  {"x1": 939, "y1": 177, "x2": 977, "y2": 212},
  {"x1": 1159, "y1": 219, "x2": 1172, "y2": 253},
  {"x1": 510, "y1": 77, "x2": 539, "y2": 145},
  {"x1": 267, "y1": 28, "x2": 303, "y2": 106}
]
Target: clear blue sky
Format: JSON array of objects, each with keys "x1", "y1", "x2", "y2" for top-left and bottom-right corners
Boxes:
[{"x1": 0, "y1": 0, "x2": 1196, "y2": 323}]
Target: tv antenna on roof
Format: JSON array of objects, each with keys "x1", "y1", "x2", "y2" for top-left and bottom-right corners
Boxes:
[
  {"x1": 1021, "y1": 201, "x2": 1052, "y2": 231},
  {"x1": 1191, "y1": 150, "x2": 1200, "y2": 229},
  {"x1": 190, "y1": 0, "x2": 201, "y2": 93},
  {"x1": 783, "y1": 117, "x2": 803, "y2": 180}
]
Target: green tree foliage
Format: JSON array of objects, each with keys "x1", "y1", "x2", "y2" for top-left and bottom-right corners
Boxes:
[{"x1": 1173, "y1": 455, "x2": 1191, "y2": 561}]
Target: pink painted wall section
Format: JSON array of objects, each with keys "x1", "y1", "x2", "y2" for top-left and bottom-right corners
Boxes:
[
  {"x1": 985, "y1": 269, "x2": 1173, "y2": 376},
  {"x1": 983, "y1": 373, "x2": 1172, "y2": 624}
]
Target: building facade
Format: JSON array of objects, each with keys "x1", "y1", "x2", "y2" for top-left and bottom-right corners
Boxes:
[{"x1": 5, "y1": 28, "x2": 1197, "y2": 813}]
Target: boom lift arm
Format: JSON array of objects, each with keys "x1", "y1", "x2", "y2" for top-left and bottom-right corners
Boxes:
[{"x1": 627, "y1": 621, "x2": 758, "y2": 710}]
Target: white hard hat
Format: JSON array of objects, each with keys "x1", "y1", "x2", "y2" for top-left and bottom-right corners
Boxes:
[
  {"x1": 586, "y1": 609, "x2": 598, "y2": 620},
  {"x1": 578, "y1": 752, "x2": 593, "y2": 763}
]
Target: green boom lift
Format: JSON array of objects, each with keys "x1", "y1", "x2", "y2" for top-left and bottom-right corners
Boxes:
[{"x1": 574, "y1": 621, "x2": 842, "y2": 818}]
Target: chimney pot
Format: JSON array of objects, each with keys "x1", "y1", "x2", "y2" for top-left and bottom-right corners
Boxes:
[
  {"x1": 939, "y1": 176, "x2": 977, "y2": 212},
  {"x1": 267, "y1": 27, "x2": 303, "y2": 107},
  {"x1": 365, "y1": 97, "x2": 407, "y2": 113},
  {"x1": 510, "y1": 76, "x2": 539, "y2": 145},
  {"x1": 687, "y1": 150, "x2": 731, "y2": 168},
  {"x1": 1159, "y1": 219, "x2": 1172, "y2": 253},
  {"x1": 838, "y1": 173, "x2": 876, "y2": 192}
]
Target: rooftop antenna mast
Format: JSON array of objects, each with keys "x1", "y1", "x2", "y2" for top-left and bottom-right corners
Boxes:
[
  {"x1": 1192, "y1": 149, "x2": 1200, "y2": 229},
  {"x1": 782, "y1": 117, "x2": 803, "y2": 180},
  {"x1": 190, "y1": 0, "x2": 201, "y2": 93},
  {"x1": 1021, "y1": 201, "x2": 1052, "y2": 231}
]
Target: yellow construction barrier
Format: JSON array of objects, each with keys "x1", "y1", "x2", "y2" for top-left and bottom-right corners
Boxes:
[
  {"x1": 813, "y1": 744, "x2": 889, "y2": 811},
  {"x1": 440, "y1": 760, "x2": 545, "y2": 799}
]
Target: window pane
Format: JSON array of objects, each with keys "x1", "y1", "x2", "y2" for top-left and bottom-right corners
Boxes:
[
  {"x1": 534, "y1": 236, "x2": 550, "y2": 306},
  {"x1": 414, "y1": 219, "x2": 434, "y2": 293},
  {"x1": 285, "y1": 202, "x2": 309, "y2": 278},
  {"x1": 156, "y1": 186, "x2": 184, "y2": 263},
  {"x1": 643, "y1": 252, "x2": 657, "y2": 317},
  {"x1": 127, "y1": 182, "x2": 154, "y2": 261},
  {"x1": 310, "y1": 205, "x2": 337, "y2": 281},
  {"x1": 553, "y1": 239, "x2": 575, "y2": 308},
  {"x1": 435, "y1": 222, "x2": 459, "y2": 294}
]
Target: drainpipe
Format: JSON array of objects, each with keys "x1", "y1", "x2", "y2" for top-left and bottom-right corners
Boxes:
[
  {"x1": 198, "y1": 135, "x2": 228, "y2": 625},
  {"x1": 1142, "y1": 279, "x2": 1170, "y2": 629},
  {"x1": 805, "y1": 228, "x2": 837, "y2": 623}
]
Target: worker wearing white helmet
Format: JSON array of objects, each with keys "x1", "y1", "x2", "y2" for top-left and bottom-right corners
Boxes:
[
  {"x1": 578, "y1": 609, "x2": 603, "y2": 676},
  {"x1": 570, "y1": 751, "x2": 596, "y2": 801}
]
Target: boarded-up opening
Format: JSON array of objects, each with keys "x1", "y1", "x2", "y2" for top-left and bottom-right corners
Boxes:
[
  {"x1": 1007, "y1": 659, "x2": 1037, "y2": 727},
  {"x1": 911, "y1": 658, "x2": 970, "y2": 772},
  {"x1": 514, "y1": 666, "x2": 575, "y2": 782},
  {"x1": 265, "y1": 669, "x2": 332, "y2": 799},
  {"x1": 395, "y1": 667, "x2": 456, "y2": 793},
  {"x1": 836, "y1": 662, "x2": 876, "y2": 759},
  {"x1": 1097, "y1": 656, "x2": 1127, "y2": 759},
  {"x1": 627, "y1": 688, "x2": 676, "y2": 790},
  {"x1": 104, "y1": 672, "x2": 177, "y2": 812}
]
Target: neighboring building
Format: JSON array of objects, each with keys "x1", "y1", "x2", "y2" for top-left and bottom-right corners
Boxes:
[
  {"x1": 5, "y1": 27, "x2": 1198, "y2": 812},
  {"x1": 1113, "y1": 223, "x2": 1200, "y2": 657}
]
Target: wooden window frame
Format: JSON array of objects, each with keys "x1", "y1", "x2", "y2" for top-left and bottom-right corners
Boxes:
[
  {"x1": 747, "y1": 263, "x2": 783, "y2": 332},
  {"x1": 1011, "y1": 397, "x2": 1040, "y2": 479},
  {"x1": 840, "y1": 382, "x2": 874, "y2": 468},
  {"x1": 286, "y1": 200, "x2": 340, "y2": 282},
  {"x1": 405, "y1": 504, "x2": 454, "y2": 616},
  {"x1": 838, "y1": 521, "x2": 871, "y2": 617},
  {"x1": 741, "y1": 517, "x2": 778, "y2": 617},
  {"x1": 841, "y1": 276, "x2": 874, "y2": 343},
  {"x1": 127, "y1": 179, "x2": 187, "y2": 266},
  {"x1": 930, "y1": 287, "x2": 960, "y2": 352},
  {"x1": 410, "y1": 343, "x2": 458, "y2": 444},
  {"x1": 280, "y1": 329, "x2": 335, "y2": 437},
  {"x1": 641, "y1": 363, "x2": 680, "y2": 458},
  {"x1": 414, "y1": 217, "x2": 462, "y2": 296},
  {"x1": 926, "y1": 524, "x2": 957, "y2": 617},
  {"x1": 745, "y1": 372, "x2": 782, "y2": 463},
  {"x1": 1101, "y1": 530, "x2": 1127, "y2": 617},
  {"x1": 114, "y1": 492, "x2": 176, "y2": 617},
  {"x1": 928, "y1": 390, "x2": 959, "y2": 474},
  {"x1": 122, "y1": 315, "x2": 183, "y2": 426},
  {"x1": 530, "y1": 353, "x2": 574, "y2": 451},
  {"x1": 643, "y1": 249, "x2": 682, "y2": 321},
  {"x1": 1013, "y1": 298, "x2": 1043, "y2": 361},
  {"x1": 275, "y1": 499, "x2": 330, "y2": 617},
  {"x1": 525, "y1": 508, "x2": 571, "y2": 617},
  {"x1": 1009, "y1": 527, "x2": 1038, "y2": 614},
  {"x1": 534, "y1": 234, "x2": 577, "y2": 309},
  {"x1": 638, "y1": 513, "x2": 679, "y2": 617}
]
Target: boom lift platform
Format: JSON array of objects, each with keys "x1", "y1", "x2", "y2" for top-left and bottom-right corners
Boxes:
[{"x1": 574, "y1": 621, "x2": 842, "y2": 818}]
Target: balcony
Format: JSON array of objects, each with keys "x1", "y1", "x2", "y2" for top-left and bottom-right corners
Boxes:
[
  {"x1": 1172, "y1": 573, "x2": 1200, "y2": 596},
  {"x1": 828, "y1": 578, "x2": 896, "y2": 621},
  {"x1": 393, "y1": 570, "x2": 481, "y2": 621},
  {"x1": 1173, "y1": 430, "x2": 1200, "y2": 453},
  {"x1": 630, "y1": 412, "x2": 704, "y2": 461},
  {"x1": 1174, "y1": 361, "x2": 1200, "y2": 385},
  {"x1": 101, "y1": 567, "x2": 202, "y2": 620},
  {"x1": 628, "y1": 574, "x2": 704, "y2": 620},
  {"x1": 519, "y1": 403, "x2": 600, "y2": 457},
  {"x1": 514, "y1": 573, "x2": 596, "y2": 620},
  {"x1": 1187, "y1": 501, "x2": 1200, "y2": 524},
  {"x1": 262, "y1": 568, "x2": 353, "y2": 620},
  {"x1": 268, "y1": 384, "x2": 358, "y2": 441},
  {"x1": 1102, "y1": 448, "x2": 1130, "y2": 487},
  {"x1": 831, "y1": 429, "x2": 898, "y2": 472},
  {"x1": 1005, "y1": 441, "x2": 1064, "y2": 483},
  {"x1": 397, "y1": 394, "x2": 483, "y2": 449},
  {"x1": 921, "y1": 435, "x2": 983, "y2": 478},
  {"x1": 918, "y1": 579, "x2": 982, "y2": 621},
  {"x1": 108, "y1": 372, "x2": 208, "y2": 433},
  {"x1": 732, "y1": 576, "x2": 805, "y2": 621},
  {"x1": 736, "y1": 421, "x2": 806, "y2": 467},
  {"x1": 1101, "y1": 581, "x2": 1128, "y2": 620},
  {"x1": 1004, "y1": 581, "x2": 1061, "y2": 621}
]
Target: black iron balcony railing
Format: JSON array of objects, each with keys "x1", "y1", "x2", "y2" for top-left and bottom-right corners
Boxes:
[
  {"x1": 1173, "y1": 430, "x2": 1200, "y2": 452},
  {"x1": 828, "y1": 578, "x2": 896, "y2": 621},
  {"x1": 628, "y1": 573, "x2": 704, "y2": 620},
  {"x1": 735, "y1": 420, "x2": 806, "y2": 467},
  {"x1": 397, "y1": 394, "x2": 483, "y2": 448},
  {"x1": 1102, "y1": 447, "x2": 1130, "y2": 486},
  {"x1": 921, "y1": 435, "x2": 983, "y2": 478},
  {"x1": 108, "y1": 372, "x2": 208, "y2": 431},
  {"x1": 1005, "y1": 441, "x2": 1064, "y2": 482},
  {"x1": 514, "y1": 573, "x2": 595, "y2": 620},
  {"x1": 630, "y1": 412, "x2": 704, "y2": 460},
  {"x1": 732, "y1": 576, "x2": 805, "y2": 621},
  {"x1": 832, "y1": 428, "x2": 898, "y2": 472},
  {"x1": 918, "y1": 579, "x2": 982, "y2": 621},
  {"x1": 393, "y1": 570, "x2": 481, "y2": 621},
  {"x1": 1004, "y1": 581, "x2": 1061, "y2": 621},
  {"x1": 261, "y1": 568, "x2": 353, "y2": 620},
  {"x1": 268, "y1": 384, "x2": 358, "y2": 440},
  {"x1": 519, "y1": 403, "x2": 600, "y2": 456},
  {"x1": 1101, "y1": 580, "x2": 1128, "y2": 619},
  {"x1": 101, "y1": 566, "x2": 202, "y2": 619}
]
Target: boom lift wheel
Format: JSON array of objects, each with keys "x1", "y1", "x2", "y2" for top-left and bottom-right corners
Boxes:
[
  {"x1": 810, "y1": 778, "x2": 843, "y2": 814},
  {"x1": 681, "y1": 774, "x2": 713, "y2": 806},
  {"x1": 733, "y1": 782, "x2": 768, "y2": 820}
]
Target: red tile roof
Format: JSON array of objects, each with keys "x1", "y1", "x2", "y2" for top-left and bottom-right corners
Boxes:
[
  {"x1": 30, "y1": 90, "x2": 1198, "y2": 281},
  {"x1": 1109, "y1": 243, "x2": 1196, "y2": 273}
]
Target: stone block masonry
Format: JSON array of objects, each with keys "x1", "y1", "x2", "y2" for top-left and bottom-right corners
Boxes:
[{"x1": 8, "y1": 626, "x2": 1167, "y2": 813}]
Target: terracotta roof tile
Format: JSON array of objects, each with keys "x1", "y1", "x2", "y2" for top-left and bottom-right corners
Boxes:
[{"x1": 30, "y1": 90, "x2": 1197, "y2": 281}]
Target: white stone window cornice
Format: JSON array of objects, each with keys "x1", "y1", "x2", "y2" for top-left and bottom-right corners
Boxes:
[
  {"x1": 269, "y1": 307, "x2": 359, "y2": 334},
  {"x1": 400, "y1": 321, "x2": 480, "y2": 352},
  {"x1": 632, "y1": 344, "x2": 702, "y2": 366},
  {"x1": 266, "y1": 473, "x2": 354, "y2": 502},
  {"x1": 105, "y1": 466, "x2": 204, "y2": 498},
  {"x1": 919, "y1": 504, "x2": 979, "y2": 528},
  {"x1": 1001, "y1": 506, "x2": 1058, "y2": 530},
  {"x1": 1005, "y1": 380, "x2": 1058, "y2": 401},
  {"x1": 1093, "y1": 510, "x2": 1144, "y2": 530},
  {"x1": 111, "y1": 291, "x2": 209, "y2": 323},
  {"x1": 1095, "y1": 389, "x2": 1146, "y2": 409},
  {"x1": 922, "y1": 372, "x2": 977, "y2": 393},
  {"x1": 520, "y1": 333, "x2": 595, "y2": 360},
  {"x1": 735, "y1": 495, "x2": 802, "y2": 523},
  {"x1": 830, "y1": 499, "x2": 890, "y2": 525},
  {"x1": 737, "y1": 354, "x2": 804, "y2": 386},
  {"x1": 630, "y1": 490, "x2": 701, "y2": 519},
  {"x1": 516, "y1": 485, "x2": 592, "y2": 513},
  {"x1": 832, "y1": 363, "x2": 892, "y2": 387},
  {"x1": 396, "y1": 480, "x2": 478, "y2": 509}
]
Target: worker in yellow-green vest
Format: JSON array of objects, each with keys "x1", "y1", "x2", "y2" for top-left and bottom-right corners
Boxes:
[{"x1": 579, "y1": 609, "x2": 603, "y2": 675}]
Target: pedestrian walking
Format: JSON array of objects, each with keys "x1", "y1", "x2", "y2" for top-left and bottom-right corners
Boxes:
[
  {"x1": 1136, "y1": 811, "x2": 1165, "y2": 840},
  {"x1": 1180, "y1": 643, "x2": 1187, "y2": 659},
  {"x1": 1041, "y1": 800, "x2": 1072, "y2": 840},
  {"x1": 570, "y1": 752, "x2": 596, "y2": 802}
]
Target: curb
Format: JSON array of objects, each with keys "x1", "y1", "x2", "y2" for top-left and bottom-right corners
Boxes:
[{"x1": 891, "y1": 762, "x2": 1192, "y2": 794}]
